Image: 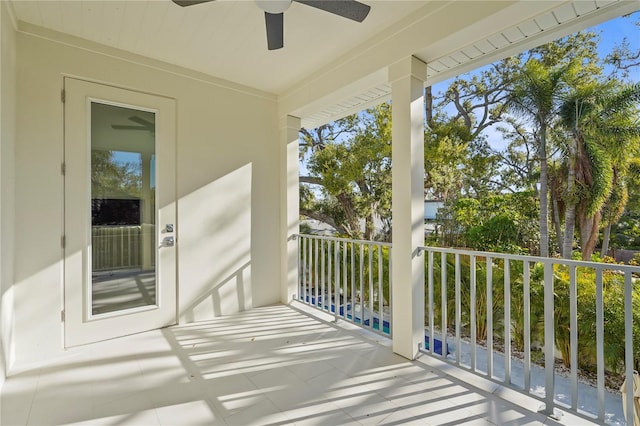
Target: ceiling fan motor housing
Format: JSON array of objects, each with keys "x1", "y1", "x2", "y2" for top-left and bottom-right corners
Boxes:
[{"x1": 255, "y1": 0, "x2": 292, "y2": 14}]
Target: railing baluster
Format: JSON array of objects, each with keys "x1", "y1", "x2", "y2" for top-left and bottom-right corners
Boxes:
[
  {"x1": 388, "y1": 248, "x2": 392, "y2": 337},
  {"x1": 302, "y1": 236, "x2": 307, "y2": 303},
  {"x1": 321, "y1": 239, "x2": 325, "y2": 310},
  {"x1": 334, "y1": 240, "x2": 339, "y2": 322},
  {"x1": 327, "y1": 239, "x2": 332, "y2": 314},
  {"x1": 134, "y1": 227, "x2": 137, "y2": 267},
  {"x1": 543, "y1": 260, "x2": 554, "y2": 415},
  {"x1": 596, "y1": 266, "x2": 605, "y2": 422},
  {"x1": 105, "y1": 228, "x2": 108, "y2": 268},
  {"x1": 455, "y1": 253, "x2": 461, "y2": 365},
  {"x1": 343, "y1": 241, "x2": 348, "y2": 320},
  {"x1": 308, "y1": 237, "x2": 313, "y2": 305},
  {"x1": 504, "y1": 258, "x2": 511, "y2": 385},
  {"x1": 127, "y1": 226, "x2": 131, "y2": 267},
  {"x1": 569, "y1": 265, "x2": 578, "y2": 410},
  {"x1": 428, "y1": 250, "x2": 434, "y2": 355},
  {"x1": 378, "y1": 245, "x2": 383, "y2": 334},
  {"x1": 470, "y1": 255, "x2": 477, "y2": 371},
  {"x1": 351, "y1": 242, "x2": 355, "y2": 324},
  {"x1": 359, "y1": 243, "x2": 364, "y2": 326},
  {"x1": 487, "y1": 256, "x2": 493, "y2": 378},
  {"x1": 297, "y1": 235, "x2": 302, "y2": 301},
  {"x1": 111, "y1": 228, "x2": 114, "y2": 268},
  {"x1": 314, "y1": 238, "x2": 319, "y2": 306},
  {"x1": 624, "y1": 271, "x2": 634, "y2": 426},
  {"x1": 120, "y1": 226, "x2": 124, "y2": 267},
  {"x1": 524, "y1": 260, "x2": 531, "y2": 393},
  {"x1": 368, "y1": 244, "x2": 374, "y2": 330},
  {"x1": 441, "y1": 251, "x2": 447, "y2": 358},
  {"x1": 308, "y1": 237, "x2": 313, "y2": 304}
]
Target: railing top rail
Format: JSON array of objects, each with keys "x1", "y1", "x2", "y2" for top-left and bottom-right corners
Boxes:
[
  {"x1": 420, "y1": 245, "x2": 640, "y2": 273},
  {"x1": 294, "y1": 233, "x2": 392, "y2": 247},
  {"x1": 92, "y1": 224, "x2": 144, "y2": 228}
]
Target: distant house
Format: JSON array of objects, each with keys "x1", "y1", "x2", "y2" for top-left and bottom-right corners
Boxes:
[{"x1": 425, "y1": 200, "x2": 444, "y2": 221}]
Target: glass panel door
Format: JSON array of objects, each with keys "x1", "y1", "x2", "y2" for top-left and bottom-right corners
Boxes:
[
  {"x1": 64, "y1": 78, "x2": 176, "y2": 347},
  {"x1": 90, "y1": 103, "x2": 157, "y2": 315}
]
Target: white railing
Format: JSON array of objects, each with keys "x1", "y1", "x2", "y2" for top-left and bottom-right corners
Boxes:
[
  {"x1": 295, "y1": 234, "x2": 638, "y2": 423},
  {"x1": 92, "y1": 225, "x2": 155, "y2": 271},
  {"x1": 421, "y1": 246, "x2": 639, "y2": 425},
  {"x1": 296, "y1": 234, "x2": 392, "y2": 337}
]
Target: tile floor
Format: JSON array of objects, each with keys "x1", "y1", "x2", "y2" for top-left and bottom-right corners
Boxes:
[{"x1": 2, "y1": 303, "x2": 593, "y2": 425}]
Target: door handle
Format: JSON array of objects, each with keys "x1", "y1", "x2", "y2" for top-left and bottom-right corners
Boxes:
[{"x1": 161, "y1": 236, "x2": 175, "y2": 247}]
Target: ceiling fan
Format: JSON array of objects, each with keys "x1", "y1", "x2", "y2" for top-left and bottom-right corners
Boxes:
[
  {"x1": 171, "y1": 0, "x2": 371, "y2": 50},
  {"x1": 111, "y1": 116, "x2": 155, "y2": 132}
]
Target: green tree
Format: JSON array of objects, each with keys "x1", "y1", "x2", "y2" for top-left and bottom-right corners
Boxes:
[
  {"x1": 509, "y1": 59, "x2": 577, "y2": 257},
  {"x1": 91, "y1": 150, "x2": 141, "y2": 198},
  {"x1": 558, "y1": 81, "x2": 640, "y2": 259},
  {"x1": 424, "y1": 59, "x2": 517, "y2": 202},
  {"x1": 495, "y1": 117, "x2": 539, "y2": 193},
  {"x1": 506, "y1": 32, "x2": 601, "y2": 258},
  {"x1": 424, "y1": 121, "x2": 471, "y2": 201},
  {"x1": 302, "y1": 104, "x2": 393, "y2": 240}
]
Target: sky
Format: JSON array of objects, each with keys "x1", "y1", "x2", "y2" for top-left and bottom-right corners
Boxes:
[{"x1": 596, "y1": 10, "x2": 640, "y2": 80}]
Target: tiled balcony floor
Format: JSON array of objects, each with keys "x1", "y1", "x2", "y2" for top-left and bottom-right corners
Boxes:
[{"x1": 2, "y1": 304, "x2": 591, "y2": 425}]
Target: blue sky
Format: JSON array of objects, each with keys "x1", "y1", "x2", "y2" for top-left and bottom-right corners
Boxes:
[{"x1": 597, "y1": 11, "x2": 640, "y2": 80}]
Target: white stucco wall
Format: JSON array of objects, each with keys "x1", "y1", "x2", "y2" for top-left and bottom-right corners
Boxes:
[
  {"x1": 0, "y1": 1, "x2": 16, "y2": 383},
  {"x1": 13, "y1": 31, "x2": 281, "y2": 369}
]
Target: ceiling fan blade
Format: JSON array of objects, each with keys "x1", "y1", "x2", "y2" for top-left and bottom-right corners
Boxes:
[
  {"x1": 294, "y1": 0, "x2": 370, "y2": 22},
  {"x1": 112, "y1": 125, "x2": 148, "y2": 130},
  {"x1": 128, "y1": 116, "x2": 154, "y2": 127},
  {"x1": 265, "y1": 12, "x2": 284, "y2": 50},
  {"x1": 172, "y1": 0, "x2": 214, "y2": 7}
]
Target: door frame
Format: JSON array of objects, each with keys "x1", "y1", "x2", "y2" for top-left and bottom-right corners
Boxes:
[{"x1": 63, "y1": 77, "x2": 178, "y2": 347}]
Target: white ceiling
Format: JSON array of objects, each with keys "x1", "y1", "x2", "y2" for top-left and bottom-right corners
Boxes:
[
  {"x1": 8, "y1": 0, "x2": 426, "y2": 94},
  {"x1": 8, "y1": 0, "x2": 640, "y2": 128}
]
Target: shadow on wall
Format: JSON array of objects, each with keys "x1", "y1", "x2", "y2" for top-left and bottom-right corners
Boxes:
[
  {"x1": 181, "y1": 261, "x2": 251, "y2": 323},
  {"x1": 178, "y1": 163, "x2": 254, "y2": 322}
]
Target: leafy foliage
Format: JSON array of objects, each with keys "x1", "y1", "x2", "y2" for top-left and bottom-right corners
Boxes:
[
  {"x1": 433, "y1": 192, "x2": 539, "y2": 254},
  {"x1": 302, "y1": 105, "x2": 393, "y2": 240},
  {"x1": 91, "y1": 150, "x2": 142, "y2": 198}
]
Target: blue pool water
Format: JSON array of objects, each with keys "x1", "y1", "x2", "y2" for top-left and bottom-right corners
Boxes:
[{"x1": 305, "y1": 295, "x2": 447, "y2": 355}]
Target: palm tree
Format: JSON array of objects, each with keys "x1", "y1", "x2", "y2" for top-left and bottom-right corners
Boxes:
[
  {"x1": 509, "y1": 59, "x2": 576, "y2": 257},
  {"x1": 558, "y1": 82, "x2": 640, "y2": 260}
]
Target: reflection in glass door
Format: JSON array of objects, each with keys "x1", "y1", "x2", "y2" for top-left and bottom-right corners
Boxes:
[{"x1": 90, "y1": 102, "x2": 156, "y2": 315}]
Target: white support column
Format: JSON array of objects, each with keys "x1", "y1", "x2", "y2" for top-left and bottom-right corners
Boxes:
[
  {"x1": 280, "y1": 115, "x2": 301, "y2": 304},
  {"x1": 389, "y1": 56, "x2": 427, "y2": 360}
]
